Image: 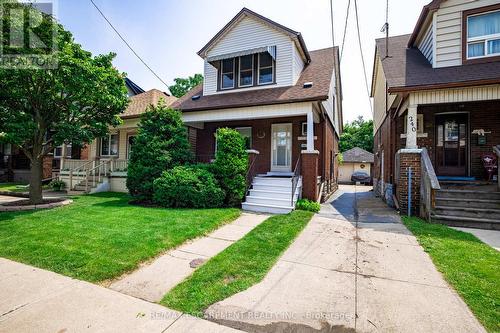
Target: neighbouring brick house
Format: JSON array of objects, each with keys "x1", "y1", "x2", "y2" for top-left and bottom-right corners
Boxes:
[
  {"x1": 371, "y1": 0, "x2": 500, "y2": 228},
  {"x1": 172, "y1": 8, "x2": 343, "y2": 213}
]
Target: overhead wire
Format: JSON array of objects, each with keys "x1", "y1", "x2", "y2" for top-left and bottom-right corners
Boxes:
[{"x1": 353, "y1": 0, "x2": 373, "y2": 113}]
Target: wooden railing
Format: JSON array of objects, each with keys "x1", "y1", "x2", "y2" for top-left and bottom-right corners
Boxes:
[
  {"x1": 69, "y1": 160, "x2": 94, "y2": 190},
  {"x1": 111, "y1": 159, "x2": 128, "y2": 172},
  {"x1": 63, "y1": 159, "x2": 89, "y2": 172},
  {"x1": 85, "y1": 160, "x2": 111, "y2": 193},
  {"x1": 420, "y1": 148, "x2": 441, "y2": 221},
  {"x1": 494, "y1": 145, "x2": 500, "y2": 190}
]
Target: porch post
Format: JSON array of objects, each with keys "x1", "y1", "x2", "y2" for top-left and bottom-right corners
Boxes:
[
  {"x1": 306, "y1": 110, "x2": 314, "y2": 152},
  {"x1": 60, "y1": 144, "x2": 67, "y2": 171},
  {"x1": 406, "y1": 105, "x2": 418, "y2": 149}
]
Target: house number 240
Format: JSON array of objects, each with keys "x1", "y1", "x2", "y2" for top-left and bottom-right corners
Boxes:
[{"x1": 408, "y1": 116, "x2": 417, "y2": 132}]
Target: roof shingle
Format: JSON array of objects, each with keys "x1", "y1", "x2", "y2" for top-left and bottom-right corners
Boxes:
[
  {"x1": 172, "y1": 47, "x2": 337, "y2": 112},
  {"x1": 120, "y1": 89, "x2": 177, "y2": 119},
  {"x1": 376, "y1": 34, "x2": 500, "y2": 92},
  {"x1": 342, "y1": 147, "x2": 374, "y2": 163}
]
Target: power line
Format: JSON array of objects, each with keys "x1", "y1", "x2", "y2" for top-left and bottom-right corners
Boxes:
[
  {"x1": 340, "y1": 0, "x2": 351, "y2": 61},
  {"x1": 353, "y1": 0, "x2": 373, "y2": 113},
  {"x1": 89, "y1": 0, "x2": 170, "y2": 91}
]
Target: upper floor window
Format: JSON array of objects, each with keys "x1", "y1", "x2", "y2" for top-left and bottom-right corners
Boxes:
[
  {"x1": 239, "y1": 55, "x2": 253, "y2": 87},
  {"x1": 221, "y1": 58, "x2": 235, "y2": 89},
  {"x1": 258, "y1": 52, "x2": 274, "y2": 84},
  {"x1": 466, "y1": 9, "x2": 500, "y2": 59}
]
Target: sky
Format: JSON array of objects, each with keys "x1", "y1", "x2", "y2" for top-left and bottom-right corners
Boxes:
[{"x1": 56, "y1": 0, "x2": 430, "y2": 123}]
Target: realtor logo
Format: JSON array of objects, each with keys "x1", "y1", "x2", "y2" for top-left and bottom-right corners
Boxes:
[{"x1": 0, "y1": 0, "x2": 58, "y2": 69}]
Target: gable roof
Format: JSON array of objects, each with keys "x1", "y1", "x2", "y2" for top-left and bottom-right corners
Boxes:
[
  {"x1": 125, "y1": 78, "x2": 145, "y2": 95},
  {"x1": 342, "y1": 147, "x2": 374, "y2": 163},
  {"x1": 172, "y1": 47, "x2": 337, "y2": 112},
  {"x1": 407, "y1": 0, "x2": 446, "y2": 48},
  {"x1": 120, "y1": 89, "x2": 177, "y2": 119},
  {"x1": 375, "y1": 34, "x2": 500, "y2": 93},
  {"x1": 197, "y1": 7, "x2": 311, "y2": 63}
]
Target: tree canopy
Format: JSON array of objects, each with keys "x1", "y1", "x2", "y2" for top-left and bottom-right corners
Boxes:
[
  {"x1": 0, "y1": 1, "x2": 128, "y2": 203},
  {"x1": 339, "y1": 116, "x2": 374, "y2": 153},
  {"x1": 169, "y1": 74, "x2": 203, "y2": 98}
]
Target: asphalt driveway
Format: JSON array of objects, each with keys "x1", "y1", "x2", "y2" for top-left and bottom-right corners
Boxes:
[{"x1": 206, "y1": 185, "x2": 485, "y2": 332}]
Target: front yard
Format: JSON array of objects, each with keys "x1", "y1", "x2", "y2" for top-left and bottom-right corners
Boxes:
[
  {"x1": 0, "y1": 182, "x2": 28, "y2": 193},
  {"x1": 0, "y1": 193, "x2": 239, "y2": 282},
  {"x1": 403, "y1": 217, "x2": 500, "y2": 332}
]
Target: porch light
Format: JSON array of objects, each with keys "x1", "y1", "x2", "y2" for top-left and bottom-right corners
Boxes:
[{"x1": 303, "y1": 82, "x2": 313, "y2": 88}]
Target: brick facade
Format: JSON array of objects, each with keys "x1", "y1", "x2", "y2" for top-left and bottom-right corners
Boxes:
[
  {"x1": 397, "y1": 151, "x2": 421, "y2": 215},
  {"x1": 42, "y1": 156, "x2": 53, "y2": 179},
  {"x1": 301, "y1": 151, "x2": 319, "y2": 200}
]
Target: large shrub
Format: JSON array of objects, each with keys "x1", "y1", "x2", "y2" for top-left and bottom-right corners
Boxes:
[
  {"x1": 127, "y1": 102, "x2": 193, "y2": 200},
  {"x1": 211, "y1": 128, "x2": 248, "y2": 206},
  {"x1": 153, "y1": 165, "x2": 224, "y2": 208}
]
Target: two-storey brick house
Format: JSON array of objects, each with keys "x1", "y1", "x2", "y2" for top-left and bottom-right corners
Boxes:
[
  {"x1": 173, "y1": 8, "x2": 343, "y2": 213},
  {"x1": 371, "y1": 0, "x2": 500, "y2": 228}
]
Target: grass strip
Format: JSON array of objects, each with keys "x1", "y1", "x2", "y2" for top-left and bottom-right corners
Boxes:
[
  {"x1": 402, "y1": 217, "x2": 500, "y2": 332},
  {"x1": 162, "y1": 210, "x2": 314, "y2": 316},
  {"x1": 0, "y1": 192, "x2": 240, "y2": 282}
]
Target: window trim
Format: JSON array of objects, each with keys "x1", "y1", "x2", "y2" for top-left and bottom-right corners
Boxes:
[
  {"x1": 126, "y1": 133, "x2": 136, "y2": 160},
  {"x1": 100, "y1": 133, "x2": 119, "y2": 157},
  {"x1": 301, "y1": 122, "x2": 307, "y2": 136},
  {"x1": 238, "y1": 55, "x2": 254, "y2": 88},
  {"x1": 54, "y1": 144, "x2": 72, "y2": 159},
  {"x1": 220, "y1": 58, "x2": 235, "y2": 90},
  {"x1": 462, "y1": 4, "x2": 500, "y2": 64},
  {"x1": 257, "y1": 52, "x2": 275, "y2": 85},
  {"x1": 235, "y1": 126, "x2": 252, "y2": 149}
]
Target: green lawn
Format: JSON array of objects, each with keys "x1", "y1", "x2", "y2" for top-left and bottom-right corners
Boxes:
[
  {"x1": 0, "y1": 193, "x2": 240, "y2": 282},
  {"x1": 162, "y1": 210, "x2": 314, "y2": 316},
  {"x1": 0, "y1": 183, "x2": 28, "y2": 193},
  {"x1": 403, "y1": 217, "x2": 500, "y2": 332}
]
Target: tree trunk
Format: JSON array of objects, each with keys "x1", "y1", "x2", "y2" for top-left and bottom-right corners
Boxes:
[{"x1": 29, "y1": 157, "x2": 44, "y2": 204}]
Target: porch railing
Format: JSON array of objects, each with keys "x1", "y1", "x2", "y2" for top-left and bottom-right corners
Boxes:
[
  {"x1": 291, "y1": 155, "x2": 302, "y2": 206},
  {"x1": 494, "y1": 145, "x2": 500, "y2": 190},
  {"x1": 63, "y1": 159, "x2": 89, "y2": 172},
  {"x1": 420, "y1": 148, "x2": 441, "y2": 221},
  {"x1": 69, "y1": 160, "x2": 94, "y2": 190},
  {"x1": 244, "y1": 154, "x2": 259, "y2": 198},
  {"x1": 111, "y1": 159, "x2": 128, "y2": 172},
  {"x1": 85, "y1": 160, "x2": 111, "y2": 193}
]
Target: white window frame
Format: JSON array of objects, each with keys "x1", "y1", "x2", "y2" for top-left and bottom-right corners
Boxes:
[
  {"x1": 100, "y1": 133, "x2": 119, "y2": 157},
  {"x1": 220, "y1": 58, "x2": 235, "y2": 90},
  {"x1": 126, "y1": 134, "x2": 136, "y2": 160},
  {"x1": 235, "y1": 127, "x2": 252, "y2": 149},
  {"x1": 258, "y1": 52, "x2": 274, "y2": 85},
  {"x1": 54, "y1": 144, "x2": 72, "y2": 158},
  {"x1": 466, "y1": 9, "x2": 500, "y2": 60},
  {"x1": 238, "y1": 55, "x2": 254, "y2": 88}
]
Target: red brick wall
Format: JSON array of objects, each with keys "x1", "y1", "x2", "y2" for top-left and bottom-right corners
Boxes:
[
  {"x1": 80, "y1": 145, "x2": 90, "y2": 160},
  {"x1": 195, "y1": 116, "x2": 327, "y2": 175},
  {"x1": 43, "y1": 156, "x2": 53, "y2": 179},
  {"x1": 397, "y1": 152, "x2": 421, "y2": 215},
  {"x1": 301, "y1": 152, "x2": 319, "y2": 200},
  {"x1": 396, "y1": 101, "x2": 500, "y2": 180}
]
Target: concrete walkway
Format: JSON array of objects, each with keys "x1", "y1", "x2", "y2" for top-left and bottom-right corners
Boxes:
[
  {"x1": 109, "y1": 213, "x2": 269, "y2": 302},
  {"x1": 205, "y1": 185, "x2": 485, "y2": 332},
  {"x1": 451, "y1": 227, "x2": 500, "y2": 251},
  {"x1": 0, "y1": 258, "x2": 242, "y2": 333}
]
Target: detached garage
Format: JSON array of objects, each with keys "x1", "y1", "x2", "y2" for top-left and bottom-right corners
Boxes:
[{"x1": 339, "y1": 147, "x2": 374, "y2": 184}]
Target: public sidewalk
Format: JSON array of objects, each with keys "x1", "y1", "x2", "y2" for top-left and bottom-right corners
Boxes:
[{"x1": 0, "y1": 258, "x2": 242, "y2": 333}]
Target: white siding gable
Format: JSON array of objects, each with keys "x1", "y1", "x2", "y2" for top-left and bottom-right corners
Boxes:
[
  {"x1": 434, "y1": 0, "x2": 499, "y2": 68},
  {"x1": 292, "y1": 44, "x2": 305, "y2": 84},
  {"x1": 203, "y1": 15, "x2": 297, "y2": 96},
  {"x1": 417, "y1": 20, "x2": 434, "y2": 64}
]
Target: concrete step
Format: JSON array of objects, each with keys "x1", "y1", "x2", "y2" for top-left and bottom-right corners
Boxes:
[
  {"x1": 431, "y1": 214, "x2": 500, "y2": 230},
  {"x1": 436, "y1": 189, "x2": 500, "y2": 201},
  {"x1": 434, "y1": 205, "x2": 500, "y2": 220},
  {"x1": 242, "y1": 202, "x2": 293, "y2": 214},
  {"x1": 248, "y1": 189, "x2": 297, "y2": 200},
  {"x1": 435, "y1": 197, "x2": 500, "y2": 210},
  {"x1": 253, "y1": 177, "x2": 294, "y2": 186},
  {"x1": 245, "y1": 195, "x2": 295, "y2": 206},
  {"x1": 252, "y1": 183, "x2": 293, "y2": 192}
]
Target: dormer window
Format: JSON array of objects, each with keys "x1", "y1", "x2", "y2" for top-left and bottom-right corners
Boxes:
[
  {"x1": 221, "y1": 58, "x2": 235, "y2": 89},
  {"x1": 239, "y1": 55, "x2": 253, "y2": 87},
  {"x1": 465, "y1": 8, "x2": 500, "y2": 60},
  {"x1": 258, "y1": 52, "x2": 274, "y2": 85}
]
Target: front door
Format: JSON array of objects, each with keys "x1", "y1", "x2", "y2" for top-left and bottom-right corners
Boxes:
[
  {"x1": 435, "y1": 114, "x2": 468, "y2": 176},
  {"x1": 271, "y1": 123, "x2": 292, "y2": 172}
]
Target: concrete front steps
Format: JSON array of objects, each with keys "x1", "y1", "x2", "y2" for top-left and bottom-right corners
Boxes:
[
  {"x1": 242, "y1": 173, "x2": 301, "y2": 214},
  {"x1": 431, "y1": 189, "x2": 500, "y2": 230},
  {"x1": 71, "y1": 175, "x2": 109, "y2": 194}
]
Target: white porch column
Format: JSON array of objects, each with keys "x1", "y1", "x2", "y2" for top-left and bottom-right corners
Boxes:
[
  {"x1": 406, "y1": 105, "x2": 418, "y2": 149},
  {"x1": 306, "y1": 110, "x2": 314, "y2": 152},
  {"x1": 60, "y1": 143, "x2": 67, "y2": 170}
]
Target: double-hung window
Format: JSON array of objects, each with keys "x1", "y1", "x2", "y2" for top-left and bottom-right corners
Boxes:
[
  {"x1": 220, "y1": 58, "x2": 235, "y2": 89},
  {"x1": 101, "y1": 133, "x2": 118, "y2": 156},
  {"x1": 466, "y1": 9, "x2": 500, "y2": 59},
  {"x1": 258, "y1": 52, "x2": 274, "y2": 85},
  {"x1": 54, "y1": 145, "x2": 72, "y2": 158},
  {"x1": 239, "y1": 55, "x2": 254, "y2": 87}
]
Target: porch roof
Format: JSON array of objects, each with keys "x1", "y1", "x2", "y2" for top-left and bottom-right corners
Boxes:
[
  {"x1": 376, "y1": 34, "x2": 500, "y2": 93},
  {"x1": 120, "y1": 89, "x2": 177, "y2": 119},
  {"x1": 172, "y1": 47, "x2": 337, "y2": 112}
]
